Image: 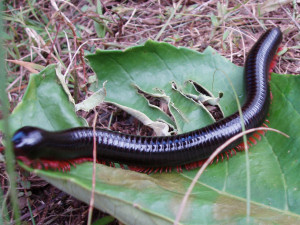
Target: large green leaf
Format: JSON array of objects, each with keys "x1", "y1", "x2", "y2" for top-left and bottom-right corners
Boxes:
[
  {"x1": 87, "y1": 40, "x2": 245, "y2": 133},
  {"x1": 3, "y1": 42, "x2": 300, "y2": 224},
  {"x1": 0, "y1": 65, "x2": 86, "y2": 134}
]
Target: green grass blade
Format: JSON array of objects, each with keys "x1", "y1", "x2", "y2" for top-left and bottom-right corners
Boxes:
[{"x1": 0, "y1": 3, "x2": 20, "y2": 224}]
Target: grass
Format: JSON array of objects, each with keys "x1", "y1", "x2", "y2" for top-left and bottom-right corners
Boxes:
[{"x1": 0, "y1": 0, "x2": 299, "y2": 224}]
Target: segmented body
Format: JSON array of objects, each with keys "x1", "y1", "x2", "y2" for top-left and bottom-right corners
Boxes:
[{"x1": 12, "y1": 28, "x2": 282, "y2": 172}]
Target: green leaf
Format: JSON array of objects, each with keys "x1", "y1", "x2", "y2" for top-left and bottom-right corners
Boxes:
[
  {"x1": 93, "y1": 0, "x2": 107, "y2": 38},
  {"x1": 210, "y1": 13, "x2": 219, "y2": 27},
  {"x1": 4, "y1": 42, "x2": 300, "y2": 224},
  {"x1": 92, "y1": 215, "x2": 115, "y2": 225},
  {"x1": 87, "y1": 40, "x2": 245, "y2": 133},
  {"x1": 195, "y1": 73, "x2": 300, "y2": 213},
  {"x1": 75, "y1": 82, "x2": 106, "y2": 112},
  {"x1": 0, "y1": 65, "x2": 87, "y2": 134}
]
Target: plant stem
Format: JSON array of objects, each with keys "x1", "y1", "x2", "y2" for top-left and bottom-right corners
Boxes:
[{"x1": 0, "y1": 3, "x2": 21, "y2": 224}]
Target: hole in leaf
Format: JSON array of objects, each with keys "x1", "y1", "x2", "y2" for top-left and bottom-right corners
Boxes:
[
  {"x1": 82, "y1": 103, "x2": 156, "y2": 137},
  {"x1": 137, "y1": 89, "x2": 172, "y2": 118},
  {"x1": 189, "y1": 80, "x2": 224, "y2": 121}
]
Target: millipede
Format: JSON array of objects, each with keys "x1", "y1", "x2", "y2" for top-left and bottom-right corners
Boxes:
[{"x1": 11, "y1": 27, "x2": 283, "y2": 173}]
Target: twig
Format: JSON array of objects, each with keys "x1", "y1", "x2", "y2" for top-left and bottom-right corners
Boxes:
[
  {"x1": 87, "y1": 110, "x2": 98, "y2": 225},
  {"x1": 281, "y1": 6, "x2": 300, "y2": 31},
  {"x1": 51, "y1": 0, "x2": 87, "y2": 91},
  {"x1": 154, "y1": 0, "x2": 184, "y2": 41},
  {"x1": 46, "y1": 23, "x2": 61, "y2": 65}
]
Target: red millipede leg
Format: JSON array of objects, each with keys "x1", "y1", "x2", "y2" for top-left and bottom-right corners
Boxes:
[
  {"x1": 249, "y1": 137, "x2": 257, "y2": 145},
  {"x1": 225, "y1": 151, "x2": 229, "y2": 160},
  {"x1": 119, "y1": 164, "x2": 125, "y2": 169},
  {"x1": 253, "y1": 132, "x2": 262, "y2": 141}
]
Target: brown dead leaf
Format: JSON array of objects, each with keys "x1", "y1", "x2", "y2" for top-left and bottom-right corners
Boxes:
[
  {"x1": 260, "y1": 0, "x2": 293, "y2": 14},
  {"x1": 7, "y1": 59, "x2": 44, "y2": 74}
]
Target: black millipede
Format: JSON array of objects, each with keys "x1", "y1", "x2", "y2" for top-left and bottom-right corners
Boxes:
[{"x1": 11, "y1": 28, "x2": 283, "y2": 173}]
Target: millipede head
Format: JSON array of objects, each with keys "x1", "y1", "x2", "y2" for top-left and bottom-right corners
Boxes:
[{"x1": 12, "y1": 126, "x2": 45, "y2": 158}]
